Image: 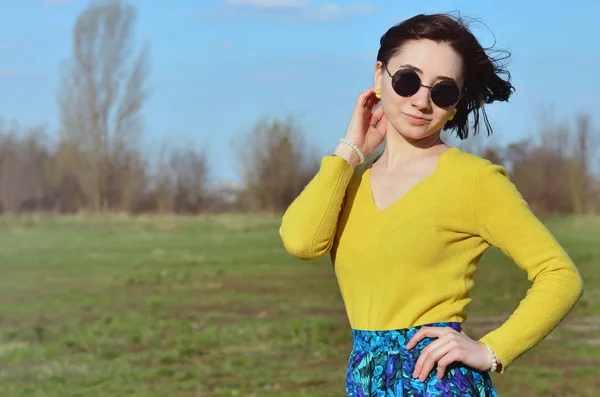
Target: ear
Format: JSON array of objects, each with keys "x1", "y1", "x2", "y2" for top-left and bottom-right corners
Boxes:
[{"x1": 373, "y1": 61, "x2": 384, "y2": 89}]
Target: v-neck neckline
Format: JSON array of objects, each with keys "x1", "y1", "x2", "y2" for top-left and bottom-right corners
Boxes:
[{"x1": 365, "y1": 146, "x2": 457, "y2": 213}]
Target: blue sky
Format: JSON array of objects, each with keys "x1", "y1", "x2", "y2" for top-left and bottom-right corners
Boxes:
[{"x1": 0, "y1": 0, "x2": 598, "y2": 184}]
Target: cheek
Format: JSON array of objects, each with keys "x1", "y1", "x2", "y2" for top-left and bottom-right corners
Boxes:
[
  {"x1": 380, "y1": 97, "x2": 406, "y2": 125},
  {"x1": 434, "y1": 108, "x2": 452, "y2": 122},
  {"x1": 428, "y1": 109, "x2": 453, "y2": 129},
  {"x1": 381, "y1": 90, "x2": 408, "y2": 112},
  {"x1": 382, "y1": 82, "x2": 400, "y2": 100}
]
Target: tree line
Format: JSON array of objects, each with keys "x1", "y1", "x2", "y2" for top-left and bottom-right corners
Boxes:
[
  {"x1": 455, "y1": 112, "x2": 599, "y2": 216},
  {"x1": 1, "y1": 0, "x2": 597, "y2": 217}
]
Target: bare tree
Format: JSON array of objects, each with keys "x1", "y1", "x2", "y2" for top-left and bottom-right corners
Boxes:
[
  {"x1": 57, "y1": 0, "x2": 150, "y2": 212},
  {"x1": 152, "y1": 143, "x2": 174, "y2": 213},
  {"x1": 136, "y1": 142, "x2": 210, "y2": 214},
  {"x1": 169, "y1": 146, "x2": 210, "y2": 214},
  {"x1": 106, "y1": 149, "x2": 147, "y2": 211},
  {"x1": 0, "y1": 121, "x2": 54, "y2": 213},
  {"x1": 234, "y1": 116, "x2": 320, "y2": 214},
  {"x1": 569, "y1": 114, "x2": 599, "y2": 214}
]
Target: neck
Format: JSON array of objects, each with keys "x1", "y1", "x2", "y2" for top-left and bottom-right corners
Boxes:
[{"x1": 376, "y1": 124, "x2": 446, "y2": 167}]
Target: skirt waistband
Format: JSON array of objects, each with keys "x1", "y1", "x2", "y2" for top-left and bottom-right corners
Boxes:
[{"x1": 351, "y1": 321, "x2": 462, "y2": 353}]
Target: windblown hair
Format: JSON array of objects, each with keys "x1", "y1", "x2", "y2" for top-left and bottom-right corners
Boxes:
[{"x1": 377, "y1": 13, "x2": 515, "y2": 139}]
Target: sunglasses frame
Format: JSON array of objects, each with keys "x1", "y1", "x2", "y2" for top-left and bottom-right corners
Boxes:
[{"x1": 383, "y1": 63, "x2": 462, "y2": 108}]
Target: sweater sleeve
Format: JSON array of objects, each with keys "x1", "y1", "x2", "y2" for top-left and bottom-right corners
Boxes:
[
  {"x1": 474, "y1": 161, "x2": 584, "y2": 373},
  {"x1": 279, "y1": 155, "x2": 355, "y2": 260}
]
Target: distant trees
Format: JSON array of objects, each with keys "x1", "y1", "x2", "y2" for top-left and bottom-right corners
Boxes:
[
  {"x1": 0, "y1": 106, "x2": 597, "y2": 215},
  {"x1": 0, "y1": 122, "x2": 55, "y2": 213},
  {"x1": 233, "y1": 116, "x2": 320, "y2": 213},
  {"x1": 457, "y1": 112, "x2": 600, "y2": 216}
]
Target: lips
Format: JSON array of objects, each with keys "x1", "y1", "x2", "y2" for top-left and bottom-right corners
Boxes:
[{"x1": 403, "y1": 113, "x2": 431, "y2": 125}]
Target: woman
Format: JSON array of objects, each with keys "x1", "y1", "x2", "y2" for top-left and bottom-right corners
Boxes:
[{"x1": 279, "y1": 13, "x2": 584, "y2": 397}]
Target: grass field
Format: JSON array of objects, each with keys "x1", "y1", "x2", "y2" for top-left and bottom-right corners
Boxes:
[{"x1": 0, "y1": 215, "x2": 598, "y2": 396}]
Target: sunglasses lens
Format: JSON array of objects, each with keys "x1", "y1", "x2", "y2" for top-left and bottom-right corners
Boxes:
[
  {"x1": 431, "y1": 82, "x2": 460, "y2": 108},
  {"x1": 392, "y1": 69, "x2": 421, "y2": 97},
  {"x1": 390, "y1": 67, "x2": 460, "y2": 107}
]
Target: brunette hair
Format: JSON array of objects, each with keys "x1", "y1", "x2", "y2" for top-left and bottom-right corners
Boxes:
[{"x1": 377, "y1": 13, "x2": 514, "y2": 139}]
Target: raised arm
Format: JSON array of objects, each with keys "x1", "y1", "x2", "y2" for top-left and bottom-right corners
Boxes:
[
  {"x1": 280, "y1": 87, "x2": 387, "y2": 260},
  {"x1": 279, "y1": 151, "x2": 356, "y2": 260}
]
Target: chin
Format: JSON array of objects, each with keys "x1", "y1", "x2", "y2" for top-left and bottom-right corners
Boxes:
[{"x1": 396, "y1": 123, "x2": 438, "y2": 141}]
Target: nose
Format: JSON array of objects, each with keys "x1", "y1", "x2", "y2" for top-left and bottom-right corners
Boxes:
[{"x1": 410, "y1": 85, "x2": 432, "y2": 110}]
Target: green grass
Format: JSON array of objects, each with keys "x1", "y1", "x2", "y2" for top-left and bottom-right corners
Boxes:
[{"x1": 0, "y1": 214, "x2": 598, "y2": 396}]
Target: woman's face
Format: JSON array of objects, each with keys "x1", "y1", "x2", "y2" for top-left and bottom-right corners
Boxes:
[{"x1": 375, "y1": 39, "x2": 464, "y2": 141}]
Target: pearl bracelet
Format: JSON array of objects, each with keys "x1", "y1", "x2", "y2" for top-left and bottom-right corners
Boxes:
[
  {"x1": 483, "y1": 343, "x2": 498, "y2": 372},
  {"x1": 338, "y1": 138, "x2": 365, "y2": 164}
]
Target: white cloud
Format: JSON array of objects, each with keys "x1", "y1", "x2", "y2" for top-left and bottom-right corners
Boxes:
[
  {"x1": 291, "y1": 2, "x2": 375, "y2": 22},
  {"x1": 190, "y1": 0, "x2": 375, "y2": 23},
  {"x1": 42, "y1": 0, "x2": 73, "y2": 5},
  {"x1": 223, "y1": 0, "x2": 310, "y2": 9},
  {"x1": 307, "y1": 3, "x2": 343, "y2": 21},
  {"x1": 186, "y1": 11, "x2": 225, "y2": 21},
  {"x1": 346, "y1": 3, "x2": 376, "y2": 14},
  {"x1": 0, "y1": 69, "x2": 23, "y2": 79}
]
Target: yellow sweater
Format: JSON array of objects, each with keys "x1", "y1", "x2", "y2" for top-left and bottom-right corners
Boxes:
[{"x1": 279, "y1": 146, "x2": 584, "y2": 373}]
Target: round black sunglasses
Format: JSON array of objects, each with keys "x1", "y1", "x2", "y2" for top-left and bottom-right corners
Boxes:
[{"x1": 384, "y1": 64, "x2": 460, "y2": 108}]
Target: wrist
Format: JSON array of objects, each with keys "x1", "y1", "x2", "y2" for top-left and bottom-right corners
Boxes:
[
  {"x1": 333, "y1": 142, "x2": 361, "y2": 167},
  {"x1": 479, "y1": 342, "x2": 499, "y2": 372}
]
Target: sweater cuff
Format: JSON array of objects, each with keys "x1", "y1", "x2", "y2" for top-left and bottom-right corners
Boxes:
[
  {"x1": 321, "y1": 155, "x2": 356, "y2": 180},
  {"x1": 478, "y1": 334, "x2": 513, "y2": 374}
]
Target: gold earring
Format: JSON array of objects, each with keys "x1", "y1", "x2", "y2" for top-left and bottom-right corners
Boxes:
[
  {"x1": 375, "y1": 87, "x2": 381, "y2": 99},
  {"x1": 448, "y1": 108, "x2": 457, "y2": 121}
]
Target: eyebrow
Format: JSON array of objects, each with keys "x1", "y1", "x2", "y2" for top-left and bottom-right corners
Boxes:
[{"x1": 397, "y1": 63, "x2": 457, "y2": 84}]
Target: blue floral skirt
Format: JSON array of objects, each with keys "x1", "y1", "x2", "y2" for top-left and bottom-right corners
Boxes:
[{"x1": 346, "y1": 322, "x2": 498, "y2": 396}]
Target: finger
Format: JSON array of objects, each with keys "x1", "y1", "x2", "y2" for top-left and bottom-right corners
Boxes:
[
  {"x1": 369, "y1": 94, "x2": 381, "y2": 111},
  {"x1": 406, "y1": 327, "x2": 453, "y2": 350},
  {"x1": 356, "y1": 88, "x2": 375, "y2": 108},
  {"x1": 375, "y1": 114, "x2": 387, "y2": 135},
  {"x1": 412, "y1": 338, "x2": 443, "y2": 379},
  {"x1": 412, "y1": 333, "x2": 453, "y2": 378},
  {"x1": 369, "y1": 106, "x2": 384, "y2": 127},
  {"x1": 416, "y1": 337, "x2": 458, "y2": 381},
  {"x1": 363, "y1": 92, "x2": 378, "y2": 112},
  {"x1": 363, "y1": 96, "x2": 374, "y2": 112},
  {"x1": 436, "y1": 349, "x2": 462, "y2": 380}
]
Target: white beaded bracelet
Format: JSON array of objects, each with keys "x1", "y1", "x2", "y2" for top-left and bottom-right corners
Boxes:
[
  {"x1": 338, "y1": 138, "x2": 365, "y2": 164},
  {"x1": 483, "y1": 344, "x2": 498, "y2": 372}
]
